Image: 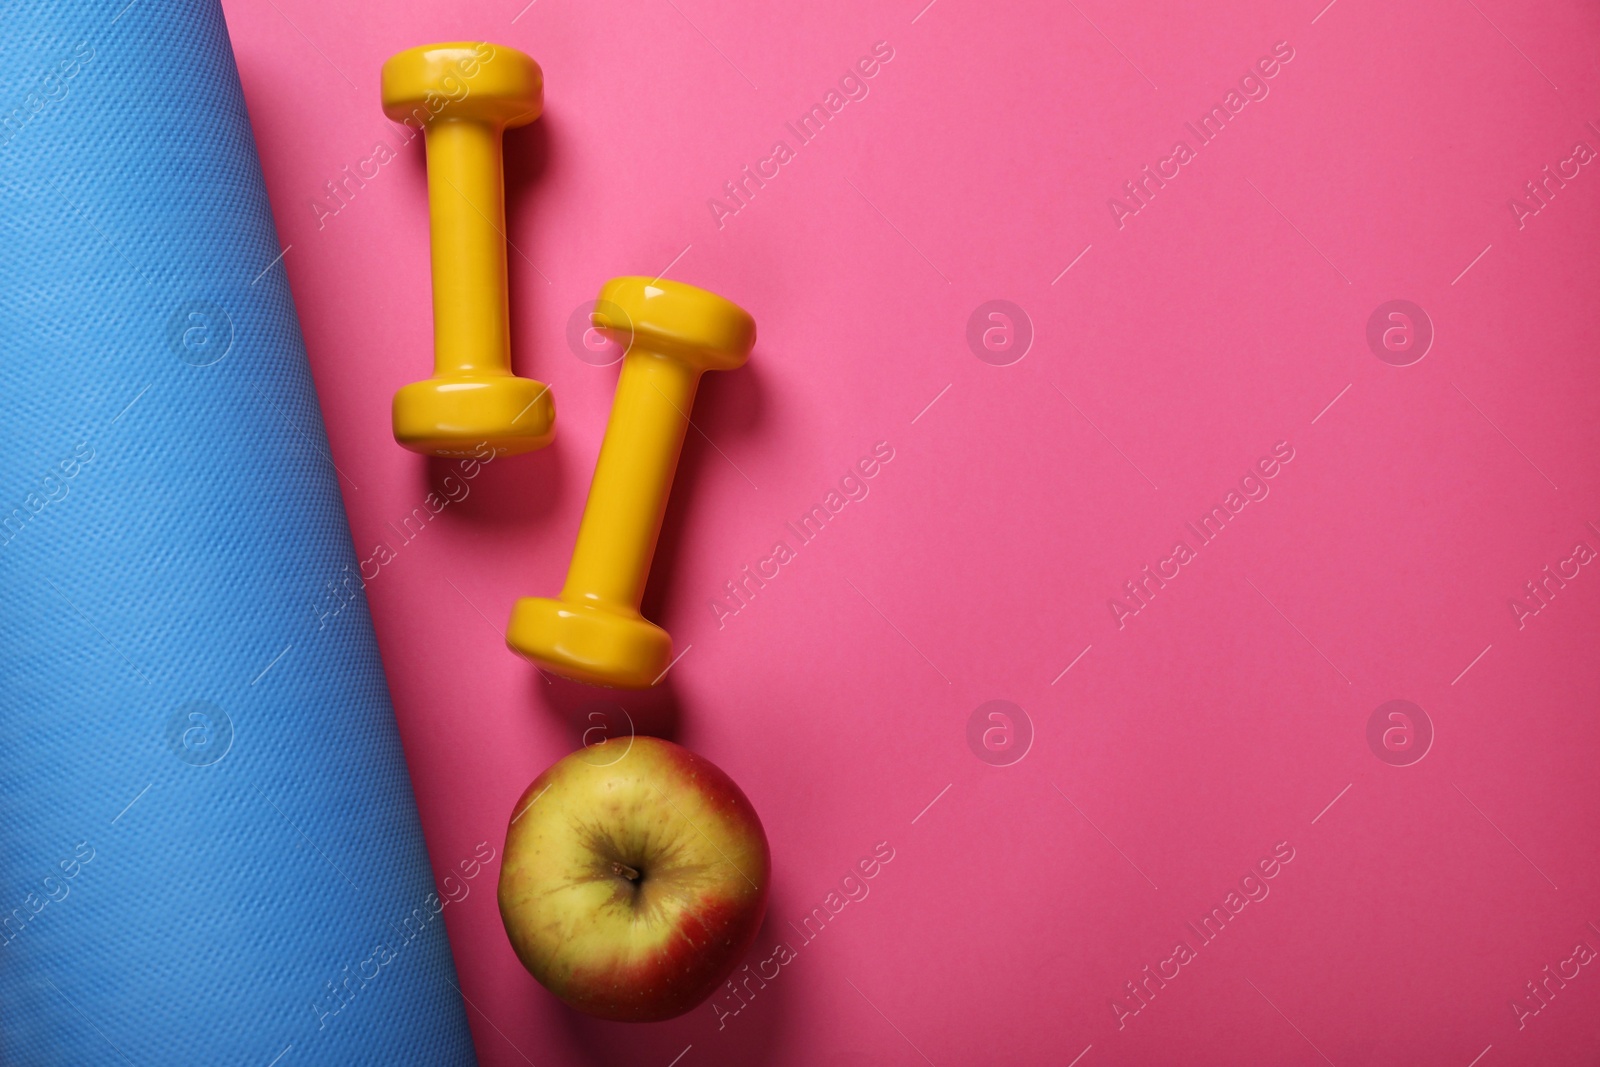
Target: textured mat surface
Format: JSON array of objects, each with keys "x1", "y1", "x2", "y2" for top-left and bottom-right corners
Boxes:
[{"x1": 0, "y1": 2, "x2": 476, "y2": 1063}]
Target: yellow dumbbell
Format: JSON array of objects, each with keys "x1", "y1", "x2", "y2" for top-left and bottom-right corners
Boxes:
[
  {"x1": 381, "y1": 42, "x2": 555, "y2": 457},
  {"x1": 507, "y1": 277, "x2": 755, "y2": 687}
]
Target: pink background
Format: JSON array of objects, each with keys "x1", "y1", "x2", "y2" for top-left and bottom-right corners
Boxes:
[{"x1": 222, "y1": 0, "x2": 1600, "y2": 1062}]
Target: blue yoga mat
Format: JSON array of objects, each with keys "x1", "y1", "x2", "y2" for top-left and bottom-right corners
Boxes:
[{"x1": 0, "y1": 2, "x2": 478, "y2": 1063}]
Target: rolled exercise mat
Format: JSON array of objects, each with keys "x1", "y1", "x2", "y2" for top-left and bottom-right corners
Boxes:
[{"x1": 0, "y1": 2, "x2": 478, "y2": 1064}]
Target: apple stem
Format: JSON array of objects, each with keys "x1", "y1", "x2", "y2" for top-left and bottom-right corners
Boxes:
[{"x1": 612, "y1": 861, "x2": 642, "y2": 883}]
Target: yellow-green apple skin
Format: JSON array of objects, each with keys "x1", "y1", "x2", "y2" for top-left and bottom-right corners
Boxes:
[{"x1": 497, "y1": 736, "x2": 771, "y2": 1021}]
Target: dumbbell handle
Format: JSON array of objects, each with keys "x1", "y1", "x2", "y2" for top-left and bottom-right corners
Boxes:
[
  {"x1": 563, "y1": 350, "x2": 699, "y2": 610},
  {"x1": 425, "y1": 119, "x2": 511, "y2": 376}
]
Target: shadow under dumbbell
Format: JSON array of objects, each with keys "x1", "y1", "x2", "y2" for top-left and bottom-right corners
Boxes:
[
  {"x1": 531, "y1": 669, "x2": 682, "y2": 745},
  {"x1": 642, "y1": 353, "x2": 768, "y2": 631},
  {"x1": 424, "y1": 444, "x2": 566, "y2": 527},
  {"x1": 502, "y1": 104, "x2": 553, "y2": 215},
  {"x1": 503, "y1": 112, "x2": 555, "y2": 383}
]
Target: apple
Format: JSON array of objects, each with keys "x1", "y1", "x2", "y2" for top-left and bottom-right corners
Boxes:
[{"x1": 498, "y1": 736, "x2": 771, "y2": 1021}]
